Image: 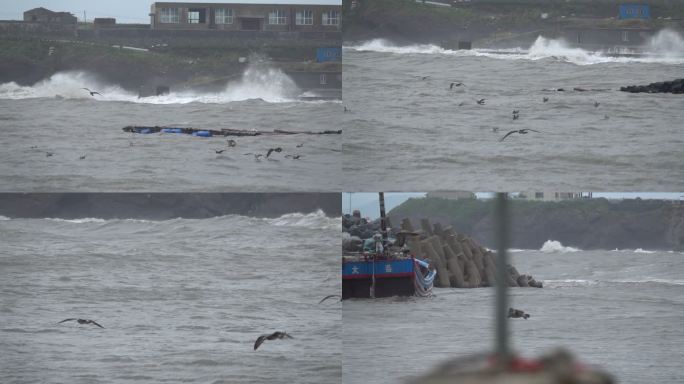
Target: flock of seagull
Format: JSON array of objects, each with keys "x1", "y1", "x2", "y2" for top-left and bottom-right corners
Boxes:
[
  {"x1": 56, "y1": 294, "x2": 342, "y2": 351},
  {"x1": 396, "y1": 76, "x2": 608, "y2": 142}
]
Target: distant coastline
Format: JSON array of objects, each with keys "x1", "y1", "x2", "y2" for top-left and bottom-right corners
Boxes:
[
  {"x1": 387, "y1": 197, "x2": 684, "y2": 251},
  {"x1": 0, "y1": 193, "x2": 342, "y2": 219}
]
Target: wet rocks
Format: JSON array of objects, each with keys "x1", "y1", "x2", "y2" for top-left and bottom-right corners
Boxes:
[{"x1": 620, "y1": 78, "x2": 684, "y2": 94}]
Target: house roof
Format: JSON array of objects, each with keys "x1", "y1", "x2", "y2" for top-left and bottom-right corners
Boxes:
[{"x1": 25, "y1": 7, "x2": 75, "y2": 16}]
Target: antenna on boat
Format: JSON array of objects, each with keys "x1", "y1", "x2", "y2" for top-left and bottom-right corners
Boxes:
[{"x1": 494, "y1": 192, "x2": 510, "y2": 366}]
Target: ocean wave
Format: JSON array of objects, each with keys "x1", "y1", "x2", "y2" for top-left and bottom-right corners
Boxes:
[
  {"x1": 0, "y1": 65, "x2": 303, "y2": 104},
  {"x1": 4, "y1": 212, "x2": 339, "y2": 227},
  {"x1": 347, "y1": 38, "x2": 448, "y2": 55},
  {"x1": 264, "y1": 209, "x2": 340, "y2": 230},
  {"x1": 544, "y1": 278, "x2": 684, "y2": 288},
  {"x1": 45, "y1": 218, "x2": 108, "y2": 224},
  {"x1": 540, "y1": 240, "x2": 580, "y2": 253},
  {"x1": 346, "y1": 33, "x2": 684, "y2": 65},
  {"x1": 544, "y1": 279, "x2": 599, "y2": 288}
]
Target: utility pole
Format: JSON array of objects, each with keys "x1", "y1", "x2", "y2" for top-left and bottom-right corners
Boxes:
[{"x1": 83, "y1": 10, "x2": 86, "y2": 23}]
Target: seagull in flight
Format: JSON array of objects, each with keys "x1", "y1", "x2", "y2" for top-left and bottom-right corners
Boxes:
[
  {"x1": 254, "y1": 331, "x2": 293, "y2": 350},
  {"x1": 266, "y1": 147, "x2": 283, "y2": 158},
  {"x1": 476, "y1": 98, "x2": 486, "y2": 105},
  {"x1": 508, "y1": 308, "x2": 530, "y2": 319},
  {"x1": 214, "y1": 149, "x2": 225, "y2": 154},
  {"x1": 79, "y1": 155, "x2": 86, "y2": 160},
  {"x1": 58, "y1": 318, "x2": 104, "y2": 328},
  {"x1": 318, "y1": 295, "x2": 341, "y2": 304},
  {"x1": 227, "y1": 140, "x2": 237, "y2": 147},
  {"x1": 499, "y1": 129, "x2": 540, "y2": 142},
  {"x1": 82, "y1": 88, "x2": 101, "y2": 97},
  {"x1": 285, "y1": 154, "x2": 302, "y2": 160},
  {"x1": 543, "y1": 97, "x2": 549, "y2": 103},
  {"x1": 449, "y1": 82, "x2": 464, "y2": 90},
  {"x1": 594, "y1": 101, "x2": 600, "y2": 108}
]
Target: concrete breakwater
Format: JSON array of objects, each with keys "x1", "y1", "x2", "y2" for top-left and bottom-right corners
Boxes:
[{"x1": 343, "y1": 214, "x2": 542, "y2": 289}]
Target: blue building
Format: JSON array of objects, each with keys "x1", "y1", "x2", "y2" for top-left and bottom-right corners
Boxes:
[{"x1": 619, "y1": 4, "x2": 650, "y2": 20}]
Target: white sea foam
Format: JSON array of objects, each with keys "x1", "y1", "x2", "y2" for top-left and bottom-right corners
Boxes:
[
  {"x1": 264, "y1": 209, "x2": 340, "y2": 230},
  {"x1": 540, "y1": 240, "x2": 580, "y2": 253},
  {"x1": 0, "y1": 215, "x2": 10, "y2": 221},
  {"x1": 348, "y1": 38, "x2": 448, "y2": 55},
  {"x1": 0, "y1": 65, "x2": 302, "y2": 104},
  {"x1": 347, "y1": 34, "x2": 684, "y2": 65},
  {"x1": 634, "y1": 248, "x2": 656, "y2": 254},
  {"x1": 45, "y1": 218, "x2": 108, "y2": 224}
]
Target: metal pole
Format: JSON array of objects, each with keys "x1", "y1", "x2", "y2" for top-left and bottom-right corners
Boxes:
[
  {"x1": 379, "y1": 192, "x2": 388, "y2": 241},
  {"x1": 494, "y1": 192, "x2": 510, "y2": 365}
]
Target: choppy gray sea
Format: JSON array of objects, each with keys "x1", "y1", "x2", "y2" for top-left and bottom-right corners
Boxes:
[
  {"x1": 0, "y1": 211, "x2": 341, "y2": 384},
  {"x1": 342, "y1": 34, "x2": 684, "y2": 191},
  {"x1": 343, "y1": 244, "x2": 684, "y2": 384},
  {"x1": 0, "y1": 68, "x2": 342, "y2": 191}
]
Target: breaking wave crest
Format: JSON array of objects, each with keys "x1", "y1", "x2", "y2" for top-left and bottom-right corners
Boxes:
[
  {"x1": 264, "y1": 209, "x2": 340, "y2": 230},
  {"x1": 347, "y1": 34, "x2": 684, "y2": 65},
  {"x1": 545, "y1": 278, "x2": 684, "y2": 288},
  {"x1": 4, "y1": 211, "x2": 339, "y2": 229},
  {"x1": 348, "y1": 39, "x2": 447, "y2": 55},
  {"x1": 540, "y1": 240, "x2": 580, "y2": 253},
  {"x1": 0, "y1": 66, "x2": 301, "y2": 104}
]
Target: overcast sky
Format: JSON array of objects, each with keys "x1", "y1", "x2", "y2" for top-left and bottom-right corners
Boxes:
[
  {"x1": 0, "y1": 0, "x2": 340, "y2": 23},
  {"x1": 344, "y1": 192, "x2": 684, "y2": 219}
]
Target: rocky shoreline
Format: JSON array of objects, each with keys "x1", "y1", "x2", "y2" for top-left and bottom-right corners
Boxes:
[{"x1": 621, "y1": 78, "x2": 684, "y2": 94}]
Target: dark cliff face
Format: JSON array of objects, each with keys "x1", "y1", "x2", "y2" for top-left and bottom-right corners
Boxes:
[
  {"x1": 0, "y1": 193, "x2": 341, "y2": 219},
  {"x1": 388, "y1": 198, "x2": 684, "y2": 251}
]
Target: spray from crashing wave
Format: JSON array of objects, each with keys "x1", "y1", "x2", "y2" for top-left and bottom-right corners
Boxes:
[
  {"x1": 347, "y1": 35, "x2": 684, "y2": 65},
  {"x1": 264, "y1": 209, "x2": 340, "y2": 230},
  {"x1": 643, "y1": 29, "x2": 684, "y2": 57},
  {"x1": 347, "y1": 38, "x2": 447, "y2": 55},
  {"x1": 540, "y1": 240, "x2": 580, "y2": 253},
  {"x1": 0, "y1": 64, "x2": 301, "y2": 104}
]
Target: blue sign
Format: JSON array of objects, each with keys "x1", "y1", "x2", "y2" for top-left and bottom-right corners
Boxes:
[
  {"x1": 619, "y1": 4, "x2": 650, "y2": 19},
  {"x1": 316, "y1": 47, "x2": 341, "y2": 62},
  {"x1": 343, "y1": 259, "x2": 414, "y2": 278}
]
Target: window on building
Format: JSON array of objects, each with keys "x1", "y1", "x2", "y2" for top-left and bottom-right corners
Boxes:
[
  {"x1": 322, "y1": 10, "x2": 339, "y2": 26},
  {"x1": 535, "y1": 192, "x2": 544, "y2": 199},
  {"x1": 215, "y1": 8, "x2": 234, "y2": 24},
  {"x1": 621, "y1": 31, "x2": 629, "y2": 42},
  {"x1": 296, "y1": 10, "x2": 313, "y2": 25},
  {"x1": 188, "y1": 11, "x2": 200, "y2": 23},
  {"x1": 160, "y1": 8, "x2": 179, "y2": 23},
  {"x1": 269, "y1": 9, "x2": 287, "y2": 25},
  {"x1": 187, "y1": 8, "x2": 205, "y2": 24}
]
